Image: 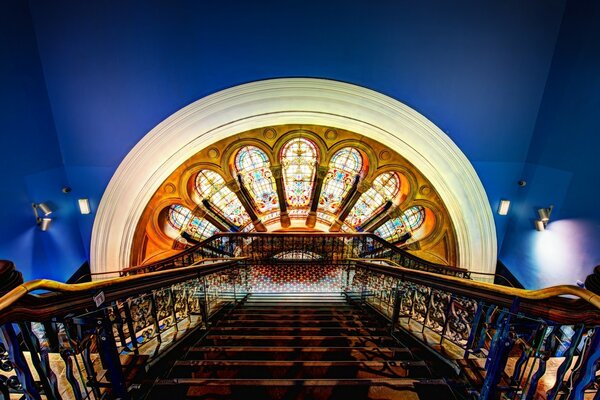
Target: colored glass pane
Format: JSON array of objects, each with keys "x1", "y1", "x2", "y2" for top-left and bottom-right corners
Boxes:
[
  {"x1": 281, "y1": 138, "x2": 318, "y2": 207},
  {"x1": 375, "y1": 217, "x2": 406, "y2": 242},
  {"x1": 317, "y1": 212, "x2": 335, "y2": 223},
  {"x1": 195, "y1": 170, "x2": 251, "y2": 227},
  {"x1": 234, "y1": 146, "x2": 279, "y2": 213},
  {"x1": 318, "y1": 148, "x2": 362, "y2": 214},
  {"x1": 167, "y1": 205, "x2": 219, "y2": 241},
  {"x1": 168, "y1": 204, "x2": 192, "y2": 230},
  {"x1": 346, "y1": 172, "x2": 400, "y2": 228},
  {"x1": 401, "y1": 206, "x2": 425, "y2": 230},
  {"x1": 187, "y1": 217, "x2": 220, "y2": 240}
]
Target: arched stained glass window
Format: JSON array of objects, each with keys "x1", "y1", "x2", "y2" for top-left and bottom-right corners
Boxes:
[
  {"x1": 318, "y1": 148, "x2": 362, "y2": 214},
  {"x1": 281, "y1": 138, "x2": 318, "y2": 208},
  {"x1": 168, "y1": 204, "x2": 192, "y2": 230},
  {"x1": 234, "y1": 146, "x2": 279, "y2": 213},
  {"x1": 195, "y1": 170, "x2": 252, "y2": 227},
  {"x1": 375, "y1": 218, "x2": 406, "y2": 242},
  {"x1": 346, "y1": 172, "x2": 400, "y2": 228},
  {"x1": 167, "y1": 205, "x2": 219, "y2": 241},
  {"x1": 401, "y1": 205, "x2": 425, "y2": 231}
]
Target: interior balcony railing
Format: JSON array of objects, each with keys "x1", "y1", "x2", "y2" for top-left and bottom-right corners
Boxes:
[
  {"x1": 345, "y1": 259, "x2": 600, "y2": 400},
  {"x1": 0, "y1": 233, "x2": 598, "y2": 400},
  {"x1": 123, "y1": 233, "x2": 471, "y2": 279}
]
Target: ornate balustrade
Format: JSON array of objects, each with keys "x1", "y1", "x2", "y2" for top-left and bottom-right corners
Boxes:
[
  {"x1": 195, "y1": 232, "x2": 471, "y2": 278},
  {"x1": 0, "y1": 258, "x2": 248, "y2": 399},
  {"x1": 1, "y1": 234, "x2": 599, "y2": 400},
  {"x1": 346, "y1": 259, "x2": 600, "y2": 400}
]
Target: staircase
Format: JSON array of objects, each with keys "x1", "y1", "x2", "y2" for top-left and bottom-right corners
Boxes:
[{"x1": 144, "y1": 293, "x2": 460, "y2": 400}]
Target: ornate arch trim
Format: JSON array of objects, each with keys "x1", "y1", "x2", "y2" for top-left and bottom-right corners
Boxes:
[{"x1": 91, "y1": 78, "x2": 496, "y2": 276}]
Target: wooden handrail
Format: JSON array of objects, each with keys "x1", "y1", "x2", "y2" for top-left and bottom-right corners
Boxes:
[
  {"x1": 350, "y1": 258, "x2": 600, "y2": 324},
  {"x1": 0, "y1": 258, "x2": 247, "y2": 325}
]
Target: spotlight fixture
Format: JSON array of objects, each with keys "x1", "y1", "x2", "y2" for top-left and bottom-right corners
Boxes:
[
  {"x1": 37, "y1": 202, "x2": 53, "y2": 216},
  {"x1": 497, "y1": 199, "x2": 510, "y2": 216},
  {"x1": 78, "y1": 198, "x2": 91, "y2": 215},
  {"x1": 39, "y1": 217, "x2": 52, "y2": 232},
  {"x1": 32, "y1": 203, "x2": 54, "y2": 231},
  {"x1": 534, "y1": 205, "x2": 553, "y2": 231},
  {"x1": 537, "y1": 205, "x2": 553, "y2": 222},
  {"x1": 534, "y1": 219, "x2": 546, "y2": 232}
]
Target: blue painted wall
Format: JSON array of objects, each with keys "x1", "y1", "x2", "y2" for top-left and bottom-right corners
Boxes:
[
  {"x1": 4, "y1": 0, "x2": 597, "y2": 288},
  {"x1": 500, "y1": 0, "x2": 600, "y2": 288},
  {"x1": 0, "y1": 1, "x2": 87, "y2": 281}
]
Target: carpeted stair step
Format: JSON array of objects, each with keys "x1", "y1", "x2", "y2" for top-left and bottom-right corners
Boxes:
[{"x1": 202, "y1": 335, "x2": 398, "y2": 348}]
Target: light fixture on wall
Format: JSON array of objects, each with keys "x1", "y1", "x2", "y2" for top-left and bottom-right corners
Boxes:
[
  {"x1": 32, "y1": 202, "x2": 53, "y2": 231},
  {"x1": 78, "y1": 198, "x2": 91, "y2": 215},
  {"x1": 535, "y1": 205, "x2": 553, "y2": 231},
  {"x1": 497, "y1": 199, "x2": 510, "y2": 215}
]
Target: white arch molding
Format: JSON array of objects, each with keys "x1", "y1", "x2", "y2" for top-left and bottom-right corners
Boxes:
[{"x1": 91, "y1": 78, "x2": 497, "y2": 277}]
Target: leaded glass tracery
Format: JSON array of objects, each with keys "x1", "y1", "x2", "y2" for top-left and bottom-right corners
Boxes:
[
  {"x1": 234, "y1": 146, "x2": 279, "y2": 214},
  {"x1": 281, "y1": 138, "x2": 318, "y2": 208},
  {"x1": 402, "y1": 205, "x2": 425, "y2": 231},
  {"x1": 195, "y1": 170, "x2": 252, "y2": 228},
  {"x1": 375, "y1": 217, "x2": 407, "y2": 242},
  {"x1": 167, "y1": 205, "x2": 219, "y2": 241},
  {"x1": 168, "y1": 204, "x2": 192, "y2": 230},
  {"x1": 318, "y1": 148, "x2": 362, "y2": 215},
  {"x1": 346, "y1": 172, "x2": 400, "y2": 228}
]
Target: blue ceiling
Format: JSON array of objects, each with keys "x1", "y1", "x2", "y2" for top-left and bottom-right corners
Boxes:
[{"x1": 1, "y1": 0, "x2": 598, "y2": 288}]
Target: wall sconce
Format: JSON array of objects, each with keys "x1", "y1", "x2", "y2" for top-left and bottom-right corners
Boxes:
[
  {"x1": 535, "y1": 205, "x2": 553, "y2": 231},
  {"x1": 78, "y1": 198, "x2": 91, "y2": 215},
  {"x1": 32, "y1": 203, "x2": 53, "y2": 231},
  {"x1": 497, "y1": 199, "x2": 510, "y2": 215}
]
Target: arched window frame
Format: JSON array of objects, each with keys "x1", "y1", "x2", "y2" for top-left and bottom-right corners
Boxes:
[
  {"x1": 318, "y1": 147, "x2": 363, "y2": 216},
  {"x1": 346, "y1": 172, "x2": 400, "y2": 228},
  {"x1": 233, "y1": 146, "x2": 279, "y2": 215},
  {"x1": 402, "y1": 205, "x2": 425, "y2": 231},
  {"x1": 195, "y1": 169, "x2": 252, "y2": 228},
  {"x1": 167, "y1": 204, "x2": 219, "y2": 241},
  {"x1": 280, "y1": 138, "x2": 319, "y2": 209}
]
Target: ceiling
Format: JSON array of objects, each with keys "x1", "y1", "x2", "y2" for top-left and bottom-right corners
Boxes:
[{"x1": 1, "y1": 0, "x2": 598, "y2": 289}]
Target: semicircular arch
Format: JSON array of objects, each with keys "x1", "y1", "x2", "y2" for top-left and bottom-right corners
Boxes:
[{"x1": 91, "y1": 78, "x2": 496, "y2": 276}]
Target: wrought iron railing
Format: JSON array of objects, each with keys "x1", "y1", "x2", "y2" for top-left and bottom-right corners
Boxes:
[
  {"x1": 1, "y1": 233, "x2": 599, "y2": 400},
  {"x1": 0, "y1": 258, "x2": 248, "y2": 400},
  {"x1": 346, "y1": 259, "x2": 600, "y2": 400},
  {"x1": 193, "y1": 232, "x2": 471, "y2": 278}
]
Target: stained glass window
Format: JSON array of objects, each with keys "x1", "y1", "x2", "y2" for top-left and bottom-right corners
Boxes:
[
  {"x1": 346, "y1": 172, "x2": 400, "y2": 228},
  {"x1": 234, "y1": 146, "x2": 279, "y2": 213},
  {"x1": 281, "y1": 138, "x2": 318, "y2": 208},
  {"x1": 317, "y1": 212, "x2": 335, "y2": 224},
  {"x1": 273, "y1": 250, "x2": 322, "y2": 260},
  {"x1": 401, "y1": 206, "x2": 425, "y2": 231},
  {"x1": 318, "y1": 148, "x2": 362, "y2": 215},
  {"x1": 195, "y1": 170, "x2": 252, "y2": 228},
  {"x1": 167, "y1": 205, "x2": 219, "y2": 241},
  {"x1": 168, "y1": 204, "x2": 192, "y2": 230},
  {"x1": 375, "y1": 217, "x2": 406, "y2": 242}
]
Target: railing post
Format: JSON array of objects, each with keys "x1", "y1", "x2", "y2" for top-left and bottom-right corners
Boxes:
[
  {"x1": 547, "y1": 325, "x2": 585, "y2": 400},
  {"x1": 18, "y1": 322, "x2": 60, "y2": 400},
  {"x1": 97, "y1": 313, "x2": 130, "y2": 399},
  {"x1": 390, "y1": 284, "x2": 402, "y2": 334},
  {"x1": 463, "y1": 301, "x2": 483, "y2": 357},
  {"x1": 0, "y1": 323, "x2": 42, "y2": 400},
  {"x1": 122, "y1": 301, "x2": 139, "y2": 354},
  {"x1": 480, "y1": 298, "x2": 519, "y2": 400},
  {"x1": 568, "y1": 327, "x2": 600, "y2": 400}
]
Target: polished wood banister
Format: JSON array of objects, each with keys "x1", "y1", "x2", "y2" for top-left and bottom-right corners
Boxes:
[
  {"x1": 350, "y1": 258, "x2": 600, "y2": 324},
  {"x1": 0, "y1": 258, "x2": 247, "y2": 325}
]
